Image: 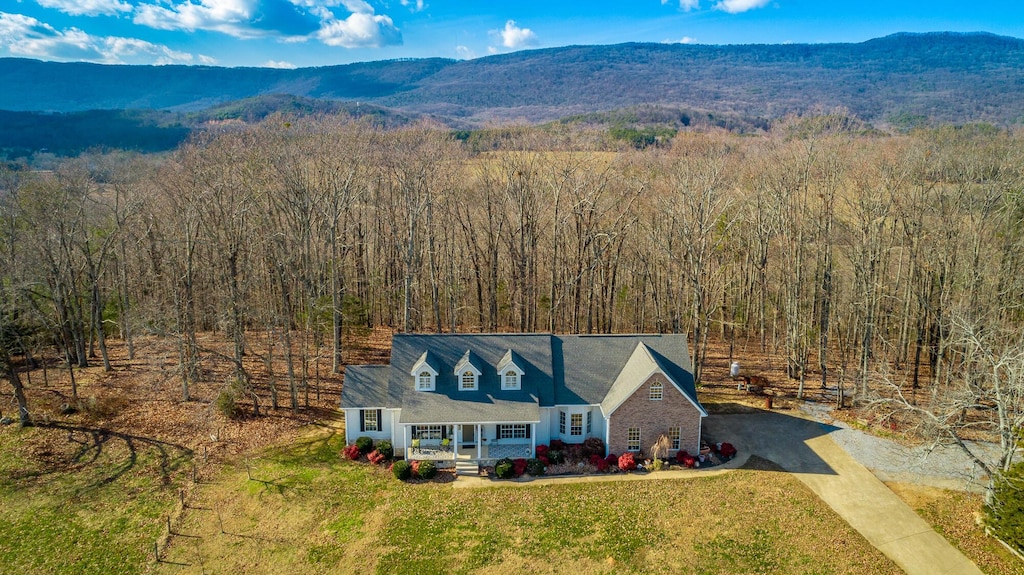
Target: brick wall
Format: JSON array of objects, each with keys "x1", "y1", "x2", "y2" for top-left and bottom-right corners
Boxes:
[{"x1": 607, "y1": 372, "x2": 703, "y2": 456}]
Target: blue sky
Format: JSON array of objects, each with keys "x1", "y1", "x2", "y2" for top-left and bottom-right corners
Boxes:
[{"x1": 2, "y1": 0, "x2": 1023, "y2": 68}]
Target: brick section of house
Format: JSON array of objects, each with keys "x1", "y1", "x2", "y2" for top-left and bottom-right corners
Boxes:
[{"x1": 607, "y1": 372, "x2": 702, "y2": 457}]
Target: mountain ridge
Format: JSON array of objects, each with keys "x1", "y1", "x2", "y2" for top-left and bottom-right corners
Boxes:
[{"x1": 3, "y1": 32, "x2": 1024, "y2": 126}]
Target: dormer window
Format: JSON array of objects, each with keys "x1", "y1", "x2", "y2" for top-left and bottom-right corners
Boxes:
[
  {"x1": 503, "y1": 370, "x2": 520, "y2": 390},
  {"x1": 496, "y1": 349, "x2": 525, "y2": 390},
  {"x1": 460, "y1": 370, "x2": 478, "y2": 390},
  {"x1": 410, "y1": 351, "x2": 438, "y2": 392},
  {"x1": 454, "y1": 350, "x2": 482, "y2": 392}
]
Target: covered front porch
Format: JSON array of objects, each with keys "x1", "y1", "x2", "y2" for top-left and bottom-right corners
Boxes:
[{"x1": 403, "y1": 422, "x2": 536, "y2": 463}]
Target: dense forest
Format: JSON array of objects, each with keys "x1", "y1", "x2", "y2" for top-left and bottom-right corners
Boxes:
[{"x1": 1, "y1": 113, "x2": 1023, "y2": 487}]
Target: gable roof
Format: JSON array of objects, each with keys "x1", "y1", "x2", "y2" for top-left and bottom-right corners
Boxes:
[{"x1": 599, "y1": 341, "x2": 707, "y2": 417}]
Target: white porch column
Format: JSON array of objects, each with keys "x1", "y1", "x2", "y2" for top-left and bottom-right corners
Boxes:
[
  {"x1": 476, "y1": 424, "x2": 482, "y2": 460},
  {"x1": 531, "y1": 423, "x2": 536, "y2": 457}
]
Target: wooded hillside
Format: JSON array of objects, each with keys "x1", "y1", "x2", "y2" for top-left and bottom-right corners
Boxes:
[{"x1": 3, "y1": 32, "x2": 1024, "y2": 126}]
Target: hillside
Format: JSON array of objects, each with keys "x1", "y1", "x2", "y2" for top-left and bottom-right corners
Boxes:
[{"x1": 2, "y1": 32, "x2": 1024, "y2": 127}]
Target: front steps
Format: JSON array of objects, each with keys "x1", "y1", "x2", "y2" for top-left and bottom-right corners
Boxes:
[{"x1": 455, "y1": 458, "x2": 480, "y2": 476}]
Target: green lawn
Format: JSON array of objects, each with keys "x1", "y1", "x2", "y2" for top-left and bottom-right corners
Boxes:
[
  {"x1": 0, "y1": 424, "x2": 190, "y2": 575},
  {"x1": 5, "y1": 422, "x2": 1014, "y2": 575},
  {"x1": 155, "y1": 430, "x2": 901, "y2": 575}
]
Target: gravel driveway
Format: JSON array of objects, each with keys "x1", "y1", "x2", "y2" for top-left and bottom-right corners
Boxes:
[{"x1": 798, "y1": 401, "x2": 1000, "y2": 493}]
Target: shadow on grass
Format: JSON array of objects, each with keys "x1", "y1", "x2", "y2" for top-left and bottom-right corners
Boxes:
[{"x1": 15, "y1": 422, "x2": 194, "y2": 495}]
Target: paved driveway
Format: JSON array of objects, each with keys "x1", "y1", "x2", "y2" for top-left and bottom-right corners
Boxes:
[{"x1": 704, "y1": 411, "x2": 983, "y2": 575}]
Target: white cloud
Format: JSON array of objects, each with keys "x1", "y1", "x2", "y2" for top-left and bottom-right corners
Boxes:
[
  {"x1": 498, "y1": 19, "x2": 537, "y2": 50},
  {"x1": 667, "y1": 36, "x2": 698, "y2": 44},
  {"x1": 713, "y1": 0, "x2": 770, "y2": 14},
  {"x1": 316, "y1": 10, "x2": 401, "y2": 48},
  {"x1": 0, "y1": 11, "x2": 196, "y2": 64},
  {"x1": 263, "y1": 59, "x2": 297, "y2": 68},
  {"x1": 455, "y1": 44, "x2": 474, "y2": 59},
  {"x1": 399, "y1": 0, "x2": 425, "y2": 12},
  {"x1": 198, "y1": 54, "x2": 217, "y2": 64},
  {"x1": 133, "y1": 0, "x2": 401, "y2": 48},
  {"x1": 35, "y1": 0, "x2": 132, "y2": 17},
  {"x1": 663, "y1": 0, "x2": 700, "y2": 10}
]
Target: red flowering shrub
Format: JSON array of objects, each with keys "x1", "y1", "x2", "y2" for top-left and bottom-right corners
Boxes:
[
  {"x1": 596, "y1": 458, "x2": 610, "y2": 473},
  {"x1": 618, "y1": 452, "x2": 637, "y2": 472},
  {"x1": 682, "y1": 454, "x2": 696, "y2": 468},
  {"x1": 536, "y1": 444, "x2": 550, "y2": 459},
  {"x1": 539, "y1": 455, "x2": 550, "y2": 466},
  {"x1": 513, "y1": 458, "x2": 528, "y2": 477},
  {"x1": 675, "y1": 450, "x2": 690, "y2": 464},
  {"x1": 719, "y1": 442, "x2": 737, "y2": 458},
  {"x1": 367, "y1": 449, "x2": 386, "y2": 465},
  {"x1": 411, "y1": 460, "x2": 421, "y2": 477},
  {"x1": 550, "y1": 439, "x2": 565, "y2": 451},
  {"x1": 343, "y1": 444, "x2": 361, "y2": 460},
  {"x1": 605, "y1": 453, "x2": 618, "y2": 468},
  {"x1": 589, "y1": 454, "x2": 604, "y2": 466}
]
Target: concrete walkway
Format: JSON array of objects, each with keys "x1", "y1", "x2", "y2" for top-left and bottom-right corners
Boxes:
[{"x1": 704, "y1": 411, "x2": 984, "y2": 575}]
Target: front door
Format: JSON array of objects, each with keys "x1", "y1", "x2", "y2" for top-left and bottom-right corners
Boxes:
[{"x1": 461, "y1": 424, "x2": 476, "y2": 447}]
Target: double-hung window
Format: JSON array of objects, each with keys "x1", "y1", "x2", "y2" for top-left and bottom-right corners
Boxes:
[
  {"x1": 570, "y1": 413, "x2": 582, "y2": 436},
  {"x1": 559, "y1": 411, "x2": 566, "y2": 434},
  {"x1": 497, "y1": 424, "x2": 530, "y2": 439},
  {"x1": 627, "y1": 427, "x2": 641, "y2": 451},
  {"x1": 668, "y1": 426, "x2": 681, "y2": 450}
]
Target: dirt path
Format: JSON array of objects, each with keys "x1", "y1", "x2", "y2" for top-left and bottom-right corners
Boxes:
[{"x1": 704, "y1": 411, "x2": 984, "y2": 575}]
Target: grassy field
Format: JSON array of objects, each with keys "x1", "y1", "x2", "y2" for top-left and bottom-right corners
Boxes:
[
  {"x1": 0, "y1": 423, "x2": 191, "y2": 574},
  {"x1": 2, "y1": 419, "x2": 1022, "y2": 574},
  {"x1": 150, "y1": 428, "x2": 901, "y2": 575}
]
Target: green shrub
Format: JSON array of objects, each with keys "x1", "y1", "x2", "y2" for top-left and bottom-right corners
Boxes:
[
  {"x1": 548, "y1": 450, "x2": 566, "y2": 465},
  {"x1": 418, "y1": 459, "x2": 438, "y2": 479},
  {"x1": 215, "y1": 389, "x2": 239, "y2": 419},
  {"x1": 986, "y1": 462, "x2": 1024, "y2": 552},
  {"x1": 392, "y1": 460, "x2": 412, "y2": 480},
  {"x1": 355, "y1": 436, "x2": 374, "y2": 454},
  {"x1": 376, "y1": 440, "x2": 393, "y2": 459},
  {"x1": 526, "y1": 458, "x2": 545, "y2": 476},
  {"x1": 495, "y1": 457, "x2": 515, "y2": 479}
]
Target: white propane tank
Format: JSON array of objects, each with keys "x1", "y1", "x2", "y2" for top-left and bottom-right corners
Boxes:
[{"x1": 730, "y1": 361, "x2": 740, "y2": 378}]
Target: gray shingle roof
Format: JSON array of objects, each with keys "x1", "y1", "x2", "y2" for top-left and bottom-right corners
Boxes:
[
  {"x1": 341, "y1": 332, "x2": 701, "y2": 420},
  {"x1": 340, "y1": 365, "x2": 393, "y2": 408},
  {"x1": 389, "y1": 334, "x2": 552, "y2": 424}
]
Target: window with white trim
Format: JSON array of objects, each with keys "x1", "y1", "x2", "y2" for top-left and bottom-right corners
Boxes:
[
  {"x1": 497, "y1": 424, "x2": 530, "y2": 439},
  {"x1": 461, "y1": 370, "x2": 478, "y2": 390},
  {"x1": 570, "y1": 413, "x2": 582, "y2": 436},
  {"x1": 559, "y1": 411, "x2": 566, "y2": 434},
  {"x1": 586, "y1": 411, "x2": 592, "y2": 434},
  {"x1": 627, "y1": 427, "x2": 641, "y2": 451},
  {"x1": 668, "y1": 426, "x2": 681, "y2": 450},
  {"x1": 362, "y1": 409, "x2": 379, "y2": 432},
  {"x1": 417, "y1": 371, "x2": 434, "y2": 391},
  {"x1": 650, "y1": 381, "x2": 663, "y2": 401},
  {"x1": 502, "y1": 370, "x2": 520, "y2": 390},
  {"x1": 412, "y1": 425, "x2": 443, "y2": 440}
]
